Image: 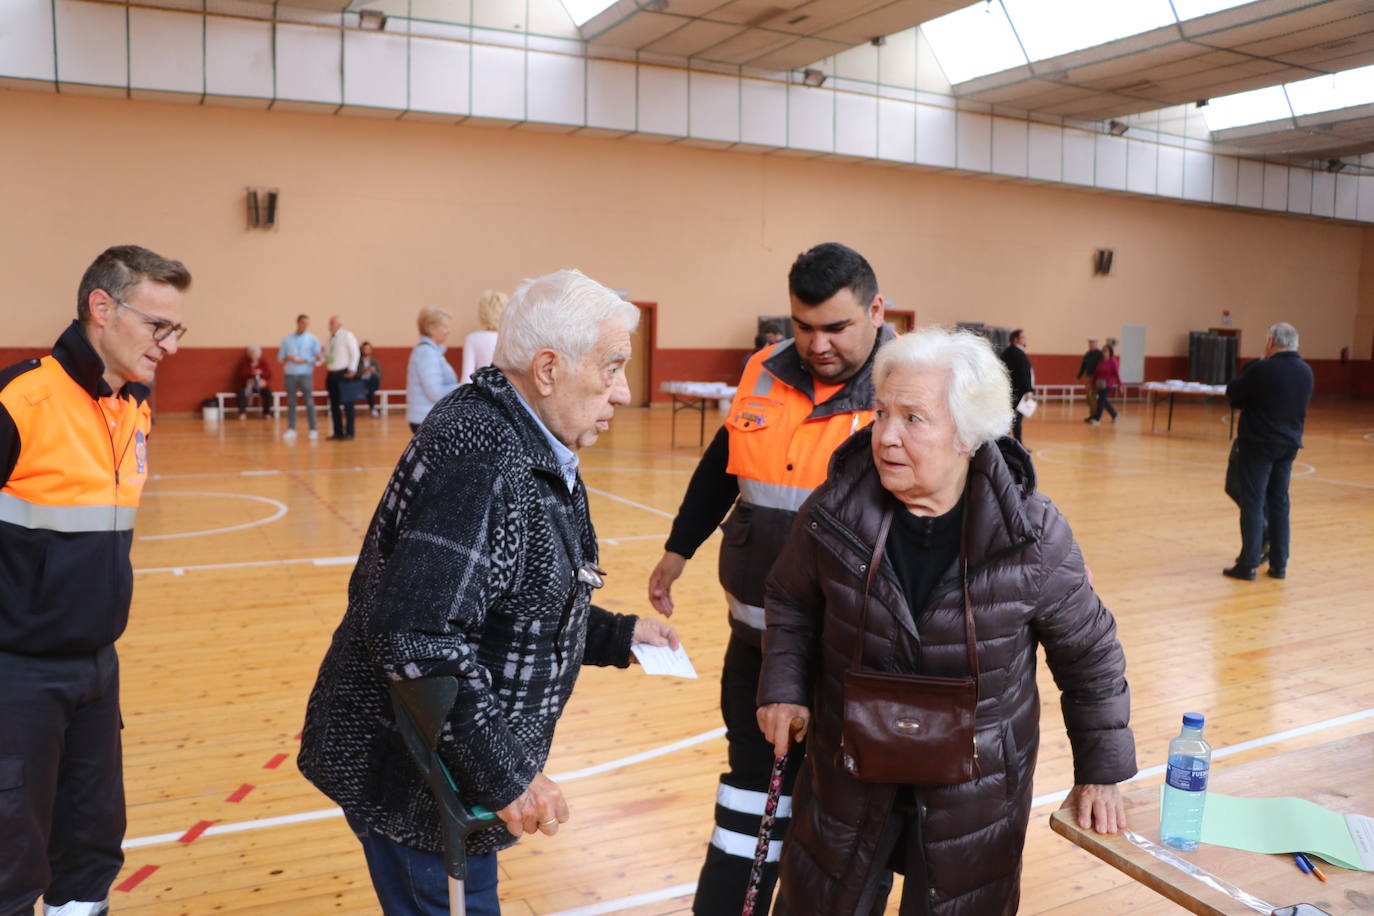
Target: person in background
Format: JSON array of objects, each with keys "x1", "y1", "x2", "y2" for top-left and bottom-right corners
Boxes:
[
  {"x1": 461, "y1": 290, "x2": 509, "y2": 385},
  {"x1": 1222, "y1": 321, "x2": 1313, "y2": 581},
  {"x1": 358, "y1": 341, "x2": 383, "y2": 417},
  {"x1": 647, "y1": 243, "x2": 893, "y2": 915},
  {"x1": 278, "y1": 313, "x2": 322, "y2": 441},
  {"x1": 237, "y1": 345, "x2": 273, "y2": 419},
  {"x1": 1087, "y1": 342, "x2": 1120, "y2": 425},
  {"x1": 324, "y1": 315, "x2": 361, "y2": 441},
  {"x1": 0, "y1": 245, "x2": 190, "y2": 916},
  {"x1": 1076, "y1": 337, "x2": 1103, "y2": 421},
  {"x1": 299, "y1": 269, "x2": 677, "y2": 916},
  {"x1": 407, "y1": 307, "x2": 459, "y2": 434},
  {"x1": 999, "y1": 329, "x2": 1033, "y2": 445},
  {"x1": 758, "y1": 328, "x2": 1134, "y2": 915}
]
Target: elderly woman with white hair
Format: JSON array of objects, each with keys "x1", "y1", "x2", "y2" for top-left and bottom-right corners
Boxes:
[
  {"x1": 236, "y1": 345, "x2": 272, "y2": 419},
  {"x1": 757, "y1": 327, "x2": 1136, "y2": 915}
]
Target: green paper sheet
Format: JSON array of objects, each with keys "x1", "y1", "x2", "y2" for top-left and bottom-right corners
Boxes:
[{"x1": 1159, "y1": 788, "x2": 1374, "y2": 871}]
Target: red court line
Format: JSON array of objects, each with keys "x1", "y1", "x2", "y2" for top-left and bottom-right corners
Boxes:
[
  {"x1": 285, "y1": 471, "x2": 365, "y2": 538},
  {"x1": 264, "y1": 753, "x2": 289, "y2": 769},
  {"x1": 294, "y1": 732, "x2": 302, "y2": 741},
  {"x1": 115, "y1": 864, "x2": 159, "y2": 892},
  {"x1": 178, "y1": 820, "x2": 215, "y2": 844},
  {"x1": 226, "y1": 784, "x2": 255, "y2": 803}
]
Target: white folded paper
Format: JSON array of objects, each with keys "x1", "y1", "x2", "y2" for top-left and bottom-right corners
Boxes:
[
  {"x1": 631, "y1": 642, "x2": 699, "y2": 678},
  {"x1": 1016, "y1": 395, "x2": 1038, "y2": 417}
]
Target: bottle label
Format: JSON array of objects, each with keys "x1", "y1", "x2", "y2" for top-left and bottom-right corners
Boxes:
[{"x1": 1166, "y1": 760, "x2": 1209, "y2": 792}]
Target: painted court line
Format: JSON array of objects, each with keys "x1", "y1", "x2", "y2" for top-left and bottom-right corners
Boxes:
[
  {"x1": 135, "y1": 541, "x2": 667, "y2": 576},
  {"x1": 584, "y1": 486, "x2": 676, "y2": 520},
  {"x1": 121, "y1": 728, "x2": 727, "y2": 851},
  {"x1": 138, "y1": 491, "x2": 289, "y2": 541},
  {"x1": 546, "y1": 883, "x2": 698, "y2": 916},
  {"x1": 1028, "y1": 705, "x2": 1374, "y2": 808},
  {"x1": 114, "y1": 864, "x2": 158, "y2": 892}
]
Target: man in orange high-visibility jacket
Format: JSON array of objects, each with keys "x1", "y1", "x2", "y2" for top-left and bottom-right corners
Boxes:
[
  {"x1": 0, "y1": 246, "x2": 189, "y2": 916},
  {"x1": 647, "y1": 243, "x2": 894, "y2": 915}
]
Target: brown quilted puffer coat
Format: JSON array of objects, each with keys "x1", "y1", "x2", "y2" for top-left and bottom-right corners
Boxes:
[{"x1": 758, "y1": 429, "x2": 1135, "y2": 915}]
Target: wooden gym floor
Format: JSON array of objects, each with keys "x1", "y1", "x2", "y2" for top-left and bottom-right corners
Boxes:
[{"x1": 107, "y1": 393, "x2": 1374, "y2": 914}]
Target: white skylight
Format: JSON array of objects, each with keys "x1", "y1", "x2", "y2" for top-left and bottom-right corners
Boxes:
[
  {"x1": 561, "y1": 0, "x2": 617, "y2": 27},
  {"x1": 1200, "y1": 85, "x2": 1292, "y2": 131},
  {"x1": 921, "y1": 0, "x2": 1257, "y2": 86},
  {"x1": 1284, "y1": 64, "x2": 1374, "y2": 117},
  {"x1": 1001, "y1": 0, "x2": 1175, "y2": 63},
  {"x1": 921, "y1": 3, "x2": 1026, "y2": 84}
]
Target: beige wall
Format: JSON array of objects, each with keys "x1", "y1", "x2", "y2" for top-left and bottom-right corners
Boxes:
[
  {"x1": 1, "y1": 89, "x2": 1363, "y2": 360},
  {"x1": 1358, "y1": 228, "x2": 1374, "y2": 360}
]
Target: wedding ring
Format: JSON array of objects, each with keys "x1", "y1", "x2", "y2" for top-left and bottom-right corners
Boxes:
[{"x1": 541, "y1": 817, "x2": 558, "y2": 825}]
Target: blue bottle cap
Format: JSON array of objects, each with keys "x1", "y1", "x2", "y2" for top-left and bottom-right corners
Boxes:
[{"x1": 1182, "y1": 712, "x2": 1204, "y2": 728}]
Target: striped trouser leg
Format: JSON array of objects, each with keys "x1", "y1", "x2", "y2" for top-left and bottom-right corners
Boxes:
[{"x1": 692, "y1": 636, "x2": 802, "y2": 916}]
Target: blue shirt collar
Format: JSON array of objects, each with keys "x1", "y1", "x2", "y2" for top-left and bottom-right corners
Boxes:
[{"x1": 509, "y1": 384, "x2": 579, "y2": 493}]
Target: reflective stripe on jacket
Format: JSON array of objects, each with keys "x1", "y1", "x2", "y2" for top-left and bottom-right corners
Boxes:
[
  {"x1": 717, "y1": 328, "x2": 893, "y2": 641},
  {"x1": 0, "y1": 322, "x2": 151, "y2": 655}
]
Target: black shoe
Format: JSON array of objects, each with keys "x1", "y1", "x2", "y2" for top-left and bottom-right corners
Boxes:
[
  {"x1": 326, "y1": 434, "x2": 347, "y2": 441},
  {"x1": 1222, "y1": 565, "x2": 1257, "y2": 581},
  {"x1": 1267, "y1": 567, "x2": 1286, "y2": 579}
]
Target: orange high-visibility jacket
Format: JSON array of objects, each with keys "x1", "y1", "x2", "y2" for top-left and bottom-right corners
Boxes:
[
  {"x1": 717, "y1": 327, "x2": 894, "y2": 644},
  {"x1": 0, "y1": 322, "x2": 152, "y2": 656}
]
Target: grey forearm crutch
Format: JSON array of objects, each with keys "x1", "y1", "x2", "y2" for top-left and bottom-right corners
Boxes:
[{"x1": 390, "y1": 677, "x2": 498, "y2": 916}]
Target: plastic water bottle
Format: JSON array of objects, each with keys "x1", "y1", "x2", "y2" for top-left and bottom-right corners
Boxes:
[{"x1": 1160, "y1": 712, "x2": 1211, "y2": 851}]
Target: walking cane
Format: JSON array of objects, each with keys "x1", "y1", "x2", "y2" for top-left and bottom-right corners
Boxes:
[
  {"x1": 741, "y1": 718, "x2": 803, "y2": 916},
  {"x1": 391, "y1": 677, "x2": 498, "y2": 916}
]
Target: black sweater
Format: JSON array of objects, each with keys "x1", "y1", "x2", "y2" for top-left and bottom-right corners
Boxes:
[{"x1": 1226, "y1": 350, "x2": 1313, "y2": 449}]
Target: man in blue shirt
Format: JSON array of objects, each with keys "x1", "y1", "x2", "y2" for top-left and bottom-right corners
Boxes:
[{"x1": 277, "y1": 313, "x2": 322, "y2": 440}]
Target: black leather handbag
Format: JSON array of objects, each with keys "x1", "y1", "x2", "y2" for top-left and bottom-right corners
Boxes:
[{"x1": 839, "y1": 506, "x2": 980, "y2": 785}]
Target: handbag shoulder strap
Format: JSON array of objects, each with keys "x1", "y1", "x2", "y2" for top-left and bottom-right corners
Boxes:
[
  {"x1": 854, "y1": 505, "x2": 894, "y2": 671},
  {"x1": 854, "y1": 503, "x2": 980, "y2": 683}
]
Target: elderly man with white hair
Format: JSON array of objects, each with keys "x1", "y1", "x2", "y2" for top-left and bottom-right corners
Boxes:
[
  {"x1": 1222, "y1": 321, "x2": 1313, "y2": 580},
  {"x1": 758, "y1": 327, "x2": 1135, "y2": 916},
  {"x1": 299, "y1": 269, "x2": 678, "y2": 915}
]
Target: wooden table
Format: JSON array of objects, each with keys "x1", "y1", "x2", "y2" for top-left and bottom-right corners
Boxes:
[{"x1": 1050, "y1": 733, "x2": 1374, "y2": 915}]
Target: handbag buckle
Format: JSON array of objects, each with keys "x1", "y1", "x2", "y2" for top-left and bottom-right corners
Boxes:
[{"x1": 895, "y1": 718, "x2": 921, "y2": 731}]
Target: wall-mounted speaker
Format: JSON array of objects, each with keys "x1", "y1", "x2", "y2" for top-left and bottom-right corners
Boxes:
[
  {"x1": 246, "y1": 187, "x2": 279, "y2": 230},
  {"x1": 1093, "y1": 248, "x2": 1114, "y2": 276}
]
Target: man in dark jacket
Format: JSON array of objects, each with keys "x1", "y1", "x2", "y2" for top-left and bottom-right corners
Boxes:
[
  {"x1": 999, "y1": 329, "x2": 1033, "y2": 443},
  {"x1": 1076, "y1": 337, "x2": 1102, "y2": 419},
  {"x1": 0, "y1": 245, "x2": 190, "y2": 916},
  {"x1": 1223, "y1": 322, "x2": 1313, "y2": 580},
  {"x1": 299, "y1": 270, "x2": 677, "y2": 915}
]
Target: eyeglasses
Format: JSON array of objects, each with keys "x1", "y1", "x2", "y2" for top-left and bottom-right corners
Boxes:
[{"x1": 114, "y1": 298, "x2": 188, "y2": 343}]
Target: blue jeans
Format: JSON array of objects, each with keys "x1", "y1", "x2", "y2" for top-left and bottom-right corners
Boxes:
[{"x1": 345, "y1": 813, "x2": 500, "y2": 915}]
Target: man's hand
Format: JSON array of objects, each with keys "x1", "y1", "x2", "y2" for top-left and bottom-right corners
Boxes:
[
  {"x1": 756, "y1": 703, "x2": 810, "y2": 757},
  {"x1": 1060, "y1": 784, "x2": 1127, "y2": 835},
  {"x1": 648, "y1": 552, "x2": 686, "y2": 618},
  {"x1": 495, "y1": 773, "x2": 570, "y2": 837},
  {"x1": 631, "y1": 617, "x2": 680, "y2": 651}
]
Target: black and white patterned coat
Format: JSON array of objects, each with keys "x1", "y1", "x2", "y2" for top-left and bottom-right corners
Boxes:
[{"x1": 299, "y1": 366, "x2": 639, "y2": 855}]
